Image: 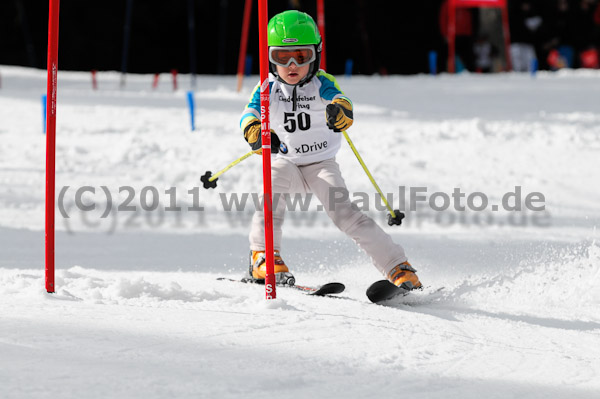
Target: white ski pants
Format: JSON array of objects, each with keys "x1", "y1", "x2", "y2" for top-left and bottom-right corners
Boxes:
[{"x1": 249, "y1": 157, "x2": 408, "y2": 277}]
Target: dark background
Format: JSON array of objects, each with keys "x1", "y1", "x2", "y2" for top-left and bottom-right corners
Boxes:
[
  {"x1": 2, "y1": 0, "x2": 599, "y2": 75},
  {"x1": 0, "y1": 0, "x2": 446, "y2": 75}
]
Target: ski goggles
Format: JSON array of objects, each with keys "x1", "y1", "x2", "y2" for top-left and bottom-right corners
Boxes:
[{"x1": 269, "y1": 46, "x2": 316, "y2": 67}]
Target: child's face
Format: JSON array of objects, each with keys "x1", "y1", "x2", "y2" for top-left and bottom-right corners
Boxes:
[{"x1": 276, "y1": 62, "x2": 310, "y2": 85}]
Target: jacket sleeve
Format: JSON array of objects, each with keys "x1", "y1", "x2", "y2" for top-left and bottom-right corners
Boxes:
[
  {"x1": 240, "y1": 82, "x2": 262, "y2": 130},
  {"x1": 316, "y1": 70, "x2": 352, "y2": 106}
]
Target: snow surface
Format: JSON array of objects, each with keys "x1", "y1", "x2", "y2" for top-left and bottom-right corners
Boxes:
[{"x1": 1, "y1": 65, "x2": 600, "y2": 398}]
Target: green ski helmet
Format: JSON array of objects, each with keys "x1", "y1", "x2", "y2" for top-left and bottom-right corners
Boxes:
[{"x1": 267, "y1": 10, "x2": 322, "y2": 85}]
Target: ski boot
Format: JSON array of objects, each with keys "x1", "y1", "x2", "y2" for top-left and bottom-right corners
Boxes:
[
  {"x1": 366, "y1": 261, "x2": 423, "y2": 303},
  {"x1": 249, "y1": 250, "x2": 295, "y2": 286},
  {"x1": 388, "y1": 261, "x2": 422, "y2": 291}
]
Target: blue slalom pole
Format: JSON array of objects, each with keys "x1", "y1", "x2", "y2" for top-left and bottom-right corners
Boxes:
[
  {"x1": 345, "y1": 59, "x2": 353, "y2": 78},
  {"x1": 530, "y1": 59, "x2": 538, "y2": 77},
  {"x1": 41, "y1": 94, "x2": 47, "y2": 134},
  {"x1": 244, "y1": 55, "x2": 253, "y2": 76},
  {"x1": 186, "y1": 91, "x2": 195, "y2": 131},
  {"x1": 429, "y1": 51, "x2": 437, "y2": 75}
]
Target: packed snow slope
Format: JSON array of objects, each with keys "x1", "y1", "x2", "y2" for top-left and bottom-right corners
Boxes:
[{"x1": 1, "y1": 66, "x2": 599, "y2": 399}]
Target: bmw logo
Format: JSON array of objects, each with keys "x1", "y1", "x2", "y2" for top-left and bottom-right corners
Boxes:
[{"x1": 280, "y1": 142, "x2": 288, "y2": 154}]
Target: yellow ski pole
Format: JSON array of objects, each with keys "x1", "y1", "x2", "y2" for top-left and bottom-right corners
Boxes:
[
  {"x1": 201, "y1": 149, "x2": 260, "y2": 189},
  {"x1": 342, "y1": 130, "x2": 405, "y2": 226}
]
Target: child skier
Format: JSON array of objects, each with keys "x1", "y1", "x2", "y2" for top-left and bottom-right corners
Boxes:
[{"x1": 240, "y1": 10, "x2": 422, "y2": 291}]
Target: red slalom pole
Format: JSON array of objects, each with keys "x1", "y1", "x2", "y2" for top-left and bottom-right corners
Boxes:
[
  {"x1": 46, "y1": 0, "x2": 60, "y2": 293},
  {"x1": 236, "y1": 0, "x2": 253, "y2": 92},
  {"x1": 91, "y1": 69, "x2": 97, "y2": 90},
  {"x1": 171, "y1": 69, "x2": 178, "y2": 91},
  {"x1": 258, "y1": 0, "x2": 276, "y2": 299},
  {"x1": 316, "y1": 0, "x2": 326, "y2": 70}
]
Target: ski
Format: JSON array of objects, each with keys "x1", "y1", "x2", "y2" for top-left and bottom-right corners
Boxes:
[
  {"x1": 366, "y1": 279, "x2": 444, "y2": 304},
  {"x1": 366, "y1": 279, "x2": 411, "y2": 303},
  {"x1": 217, "y1": 277, "x2": 345, "y2": 297}
]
